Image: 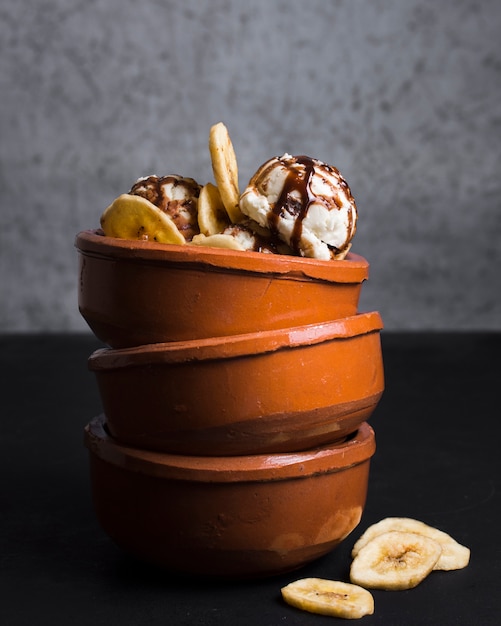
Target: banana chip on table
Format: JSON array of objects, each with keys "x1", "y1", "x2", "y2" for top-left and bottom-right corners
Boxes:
[
  {"x1": 282, "y1": 578, "x2": 374, "y2": 620},
  {"x1": 197, "y1": 182, "x2": 231, "y2": 236},
  {"x1": 100, "y1": 194, "x2": 185, "y2": 245},
  {"x1": 350, "y1": 530, "x2": 442, "y2": 591},
  {"x1": 209, "y1": 122, "x2": 245, "y2": 223},
  {"x1": 351, "y1": 517, "x2": 470, "y2": 571}
]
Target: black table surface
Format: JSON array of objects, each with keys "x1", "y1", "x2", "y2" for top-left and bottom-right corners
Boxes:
[{"x1": 1, "y1": 332, "x2": 500, "y2": 625}]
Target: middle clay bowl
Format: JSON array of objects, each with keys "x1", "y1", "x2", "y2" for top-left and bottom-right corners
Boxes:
[
  {"x1": 84, "y1": 416, "x2": 376, "y2": 578},
  {"x1": 88, "y1": 311, "x2": 384, "y2": 456}
]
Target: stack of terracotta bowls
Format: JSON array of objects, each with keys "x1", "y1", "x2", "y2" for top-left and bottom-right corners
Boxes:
[{"x1": 76, "y1": 229, "x2": 384, "y2": 578}]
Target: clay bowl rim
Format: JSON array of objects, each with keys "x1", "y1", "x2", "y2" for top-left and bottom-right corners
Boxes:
[
  {"x1": 85, "y1": 416, "x2": 375, "y2": 483},
  {"x1": 88, "y1": 310, "x2": 383, "y2": 370},
  {"x1": 75, "y1": 229, "x2": 369, "y2": 284}
]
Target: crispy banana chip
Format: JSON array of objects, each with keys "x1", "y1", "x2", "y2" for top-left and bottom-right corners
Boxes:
[
  {"x1": 350, "y1": 530, "x2": 442, "y2": 590},
  {"x1": 332, "y1": 243, "x2": 352, "y2": 260},
  {"x1": 209, "y1": 122, "x2": 244, "y2": 223},
  {"x1": 197, "y1": 182, "x2": 231, "y2": 236},
  {"x1": 191, "y1": 233, "x2": 246, "y2": 251},
  {"x1": 100, "y1": 194, "x2": 185, "y2": 245},
  {"x1": 351, "y1": 517, "x2": 470, "y2": 571},
  {"x1": 282, "y1": 578, "x2": 374, "y2": 620}
]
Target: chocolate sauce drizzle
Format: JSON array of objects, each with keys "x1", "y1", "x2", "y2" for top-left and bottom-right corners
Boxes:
[
  {"x1": 268, "y1": 156, "x2": 315, "y2": 255},
  {"x1": 130, "y1": 175, "x2": 201, "y2": 241},
  {"x1": 130, "y1": 175, "x2": 200, "y2": 210},
  {"x1": 268, "y1": 156, "x2": 355, "y2": 256}
]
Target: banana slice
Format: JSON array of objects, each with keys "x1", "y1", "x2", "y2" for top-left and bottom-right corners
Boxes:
[
  {"x1": 332, "y1": 243, "x2": 352, "y2": 260},
  {"x1": 209, "y1": 122, "x2": 244, "y2": 223},
  {"x1": 191, "y1": 233, "x2": 246, "y2": 251},
  {"x1": 197, "y1": 182, "x2": 231, "y2": 236},
  {"x1": 351, "y1": 517, "x2": 470, "y2": 571},
  {"x1": 100, "y1": 194, "x2": 185, "y2": 245},
  {"x1": 350, "y1": 530, "x2": 442, "y2": 590},
  {"x1": 281, "y1": 578, "x2": 374, "y2": 620}
]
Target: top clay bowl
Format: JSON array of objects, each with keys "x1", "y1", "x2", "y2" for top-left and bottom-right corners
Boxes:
[
  {"x1": 84, "y1": 415, "x2": 376, "y2": 578},
  {"x1": 75, "y1": 229, "x2": 369, "y2": 348},
  {"x1": 88, "y1": 311, "x2": 384, "y2": 456}
]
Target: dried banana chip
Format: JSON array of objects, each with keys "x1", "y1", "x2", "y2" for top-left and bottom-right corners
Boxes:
[
  {"x1": 191, "y1": 233, "x2": 246, "y2": 251},
  {"x1": 282, "y1": 578, "x2": 374, "y2": 620},
  {"x1": 197, "y1": 182, "x2": 231, "y2": 236},
  {"x1": 351, "y1": 517, "x2": 470, "y2": 571},
  {"x1": 350, "y1": 530, "x2": 442, "y2": 590},
  {"x1": 332, "y1": 243, "x2": 352, "y2": 260},
  {"x1": 209, "y1": 122, "x2": 244, "y2": 223},
  {"x1": 100, "y1": 194, "x2": 185, "y2": 245}
]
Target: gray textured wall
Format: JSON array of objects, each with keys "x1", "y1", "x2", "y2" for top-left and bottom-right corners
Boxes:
[{"x1": 1, "y1": 0, "x2": 500, "y2": 332}]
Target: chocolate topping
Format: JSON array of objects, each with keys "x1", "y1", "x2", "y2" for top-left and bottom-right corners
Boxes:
[
  {"x1": 261, "y1": 155, "x2": 356, "y2": 257},
  {"x1": 130, "y1": 175, "x2": 201, "y2": 241}
]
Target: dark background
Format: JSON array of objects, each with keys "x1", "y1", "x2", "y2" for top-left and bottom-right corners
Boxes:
[
  {"x1": 1, "y1": 0, "x2": 500, "y2": 332},
  {"x1": 2, "y1": 332, "x2": 500, "y2": 624}
]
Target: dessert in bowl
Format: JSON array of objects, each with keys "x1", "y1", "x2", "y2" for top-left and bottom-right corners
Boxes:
[
  {"x1": 84, "y1": 415, "x2": 375, "y2": 578},
  {"x1": 88, "y1": 311, "x2": 384, "y2": 456},
  {"x1": 78, "y1": 123, "x2": 384, "y2": 575},
  {"x1": 77, "y1": 124, "x2": 366, "y2": 348}
]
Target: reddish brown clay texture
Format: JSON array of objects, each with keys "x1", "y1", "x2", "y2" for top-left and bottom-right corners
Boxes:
[
  {"x1": 84, "y1": 416, "x2": 375, "y2": 578},
  {"x1": 75, "y1": 230, "x2": 370, "y2": 348},
  {"x1": 88, "y1": 311, "x2": 384, "y2": 455}
]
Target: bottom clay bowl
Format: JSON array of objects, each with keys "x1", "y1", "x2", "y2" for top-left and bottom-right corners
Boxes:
[{"x1": 84, "y1": 415, "x2": 376, "y2": 578}]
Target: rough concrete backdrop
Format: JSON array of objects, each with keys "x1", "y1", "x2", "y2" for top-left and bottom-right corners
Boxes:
[{"x1": 1, "y1": 0, "x2": 500, "y2": 331}]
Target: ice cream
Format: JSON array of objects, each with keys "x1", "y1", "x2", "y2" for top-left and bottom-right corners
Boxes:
[
  {"x1": 197, "y1": 221, "x2": 293, "y2": 255},
  {"x1": 239, "y1": 154, "x2": 357, "y2": 260},
  {"x1": 98, "y1": 125, "x2": 358, "y2": 261},
  {"x1": 130, "y1": 175, "x2": 201, "y2": 242}
]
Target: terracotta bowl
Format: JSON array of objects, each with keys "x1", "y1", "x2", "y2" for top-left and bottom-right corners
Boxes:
[
  {"x1": 88, "y1": 311, "x2": 384, "y2": 456},
  {"x1": 75, "y1": 230, "x2": 369, "y2": 348},
  {"x1": 84, "y1": 415, "x2": 375, "y2": 578}
]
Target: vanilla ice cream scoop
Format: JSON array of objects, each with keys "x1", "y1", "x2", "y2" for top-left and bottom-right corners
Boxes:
[
  {"x1": 130, "y1": 174, "x2": 201, "y2": 242},
  {"x1": 239, "y1": 154, "x2": 357, "y2": 260}
]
